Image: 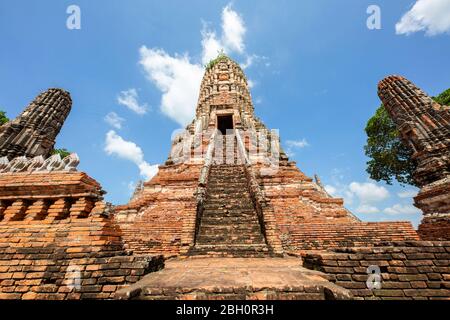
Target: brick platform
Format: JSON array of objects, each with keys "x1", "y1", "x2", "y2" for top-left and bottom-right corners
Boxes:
[{"x1": 115, "y1": 257, "x2": 352, "y2": 300}]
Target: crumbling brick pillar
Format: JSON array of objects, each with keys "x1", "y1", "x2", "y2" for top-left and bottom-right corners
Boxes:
[
  {"x1": 0, "y1": 88, "x2": 72, "y2": 160},
  {"x1": 378, "y1": 75, "x2": 450, "y2": 240}
]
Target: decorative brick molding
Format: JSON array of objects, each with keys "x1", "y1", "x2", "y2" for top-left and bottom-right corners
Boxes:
[
  {"x1": 303, "y1": 241, "x2": 450, "y2": 300},
  {"x1": 0, "y1": 170, "x2": 164, "y2": 300}
]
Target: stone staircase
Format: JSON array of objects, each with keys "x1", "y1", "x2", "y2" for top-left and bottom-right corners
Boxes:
[{"x1": 189, "y1": 135, "x2": 270, "y2": 257}]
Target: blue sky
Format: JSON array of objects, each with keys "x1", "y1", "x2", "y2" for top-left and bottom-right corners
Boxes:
[{"x1": 1, "y1": 0, "x2": 449, "y2": 227}]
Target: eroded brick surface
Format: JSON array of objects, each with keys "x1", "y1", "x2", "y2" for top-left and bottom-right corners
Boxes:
[
  {"x1": 0, "y1": 171, "x2": 163, "y2": 300},
  {"x1": 302, "y1": 241, "x2": 450, "y2": 300},
  {"x1": 378, "y1": 76, "x2": 450, "y2": 240},
  {"x1": 0, "y1": 88, "x2": 72, "y2": 160}
]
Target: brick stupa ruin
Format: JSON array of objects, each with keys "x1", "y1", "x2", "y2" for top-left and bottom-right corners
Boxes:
[
  {"x1": 378, "y1": 76, "x2": 450, "y2": 241},
  {"x1": 0, "y1": 56, "x2": 449, "y2": 300},
  {"x1": 114, "y1": 56, "x2": 420, "y2": 258}
]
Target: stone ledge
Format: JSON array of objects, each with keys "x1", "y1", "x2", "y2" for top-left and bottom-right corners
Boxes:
[{"x1": 115, "y1": 257, "x2": 353, "y2": 300}]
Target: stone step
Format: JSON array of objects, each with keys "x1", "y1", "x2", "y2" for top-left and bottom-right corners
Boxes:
[
  {"x1": 208, "y1": 178, "x2": 247, "y2": 182},
  {"x1": 198, "y1": 218, "x2": 261, "y2": 226},
  {"x1": 209, "y1": 171, "x2": 244, "y2": 175},
  {"x1": 206, "y1": 196, "x2": 252, "y2": 202},
  {"x1": 199, "y1": 219, "x2": 260, "y2": 227},
  {"x1": 198, "y1": 224, "x2": 263, "y2": 233},
  {"x1": 204, "y1": 200, "x2": 252, "y2": 204},
  {"x1": 203, "y1": 199, "x2": 253, "y2": 206},
  {"x1": 193, "y1": 159, "x2": 268, "y2": 256},
  {"x1": 191, "y1": 244, "x2": 269, "y2": 253},
  {"x1": 207, "y1": 179, "x2": 248, "y2": 185},
  {"x1": 207, "y1": 187, "x2": 248, "y2": 191},
  {"x1": 201, "y1": 210, "x2": 258, "y2": 217},
  {"x1": 196, "y1": 235, "x2": 265, "y2": 244},
  {"x1": 202, "y1": 205, "x2": 255, "y2": 212}
]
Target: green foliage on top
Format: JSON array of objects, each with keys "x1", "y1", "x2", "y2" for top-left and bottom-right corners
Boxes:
[
  {"x1": 364, "y1": 87, "x2": 450, "y2": 187},
  {"x1": 433, "y1": 88, "x2": 450, "y2": 106},
  {"x1": 205, "y1": 51, "x2": 229, "y2": 71},
  {"x1": 0, "y1": 110, "x2": 9, "y2": 125},
  {"x1": 51, "y1": 148, "x2": 71, "y2": 159}
]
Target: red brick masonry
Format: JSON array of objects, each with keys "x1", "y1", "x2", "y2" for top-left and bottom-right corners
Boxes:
[
  {"x1": 0, "y1": 171, "x2": 164, "y2": 300},
  {"x1": 302, "y1": 241, "x2": 450, "y2": 300}
]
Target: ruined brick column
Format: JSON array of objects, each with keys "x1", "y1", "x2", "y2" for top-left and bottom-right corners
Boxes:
[
  {"x1": 0, "y1": 88, "x2": 72, "y2": 159},
  {"x1": 378, "y1": 75, "x2": 450, "y2": 240}
]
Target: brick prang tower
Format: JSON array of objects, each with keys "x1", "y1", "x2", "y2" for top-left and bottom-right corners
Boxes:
[
  {"x1": 378, "y1": 75, "x2": 450, "y2": 240},
  {"x1": 0, "y1": 88, "x2": 72, "y2": 160}
]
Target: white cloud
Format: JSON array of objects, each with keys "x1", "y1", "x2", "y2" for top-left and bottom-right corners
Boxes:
[
  {"x1": 201, "y1": 4, "x2": 247, "y2": 65},
  {"x1": 104, "y1": 130, "x2": 158, "y2": 180},
  {"x1": 324, "y1": 183, "x2": 355, "y2": 205},
  {"x1": 384, "y1": 204, "x2": 421, "y2": 215},
  {"x1": 222, "y1": 4, "x2": 246, "y2": 53},
  {"x1": 104, "y1": 112, "x2": 125, "y2": 129},
  {"x1": 117, "y1": 89, "x2": 148, "y2": 115},
  {"x1": 396, "y1": 0, "x2": 450, "y2": 36},
  {"x1": 139, "y1": 47, "x2": 204, "y2": 127},
  {"x1": 127, "y1": 181, "x2": 136, "y2": 195},
  {"x1": 201, "y1": 27, "x2": 223, "y2": 65},
  {"x1": 349, "y1": 182, "x2": 390, "y2": 204},
  {"x1": 247, "y1": 79, "x2": 256, "y2": 89},
  {"x1": 286, "y1": 139, "x2": 309, "y2": 149},
  {"x1": 139, "y1": 4, "x2": 264, "y2": 127},
  {"x1": 356, "y1": 204, "x2": 380, "y2": 214},
  {"x1": 285, "y1": 139, "x2": 309, "y2": 158},
  {"x1": 324, "y1": 185, "x2": 337, "y2": 196},
  {"x1": 397, "y1": 189, "x2": 418, "y2": 198}
]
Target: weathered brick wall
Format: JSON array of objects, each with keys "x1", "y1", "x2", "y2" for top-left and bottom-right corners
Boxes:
[
  {"x1": 254, "y1": 162, "x2": 419, "y2": 252},
  {"x1": 302, "y1": 241, "x2": 450, "y2": 300},
  {"x1": 418, "y1": 217, "x2": 450, "y2": 241},
  {"x1": 0, "y1": 171, "x2": 164, "y2": 300},
  {"x1": 282, "y1": 222, "x2": 419, "y2": 252},
  {"x1": 115, "y1": 163, "x2": 202, "y2": 257},
  {"x1": 0, "y1": 217, "x2": 164, "y2": 299},
  {"x1": 258, "y1": 162, "x2": 355, "y2": 225}
]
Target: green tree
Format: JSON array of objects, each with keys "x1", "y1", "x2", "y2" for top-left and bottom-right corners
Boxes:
[
  {"x1": 433, "y1": 88, "x2": 450, "y2": 106},
  {"x1": 364, "y1": 88, "x2": 449, "y2": 187},
  {"x1": 0, "y1": 110, "x2": 9, "y2": 125},
  {"x1": 52, "y1": 148, "x2": 71, "y2": 158}
]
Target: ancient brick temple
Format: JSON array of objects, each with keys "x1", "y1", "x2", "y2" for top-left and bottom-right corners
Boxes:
[
  {"x1": 115, "y1": 56, "x2": 419, "y2": 258},
  {"x1": 0, "y1": 57, "x2": 448, "y2": 300}
]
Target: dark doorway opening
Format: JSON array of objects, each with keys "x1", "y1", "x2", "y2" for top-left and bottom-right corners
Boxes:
[{"x1": 217, "y1": 115, "x2": 234, "y2": 135}]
